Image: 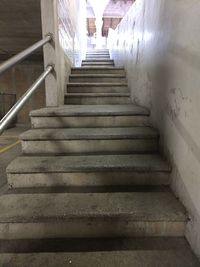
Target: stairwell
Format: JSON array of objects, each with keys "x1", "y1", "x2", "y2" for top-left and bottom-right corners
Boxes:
[{"x1": 0, "y1": 50, "x2": 199, "y2": 266}]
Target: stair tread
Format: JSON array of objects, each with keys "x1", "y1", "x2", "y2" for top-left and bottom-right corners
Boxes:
[
  {"x1": 66, "y1": 93, "x2": 130, "y2": 97},
  {"x1": 7, "y1": 154, "x2": 170, "y2": 173},
  {"x1": 67, "y1": 83, "x2": 128, "y2": 86},
  {"x1": 0, "y1": 191, "x2": 186, "y2": 222},
  {"x1": 69, "y1": 74, "x2": 125, "y2": 77},
  {"x1": 72, "y1": 67, "x2": 123, "y2": 70},
  {"x1": 82, "y1": 63, "x2": 114, "y2": 65},
  {"x1": 20, "y1": 127, "x2": 158, "y2": 140},
  {"x1": 30, "y1": 105, "x2": 149, "y2": 117},
  {"x1": 0, "y1": 249, "x2": 199, "y2": 267},
  {"x1": 82, "y1": 59, "x2": 114, "y2": 62}
]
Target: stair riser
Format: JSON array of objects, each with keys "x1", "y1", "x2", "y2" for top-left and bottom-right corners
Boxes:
[
  {"x1": 21, "y1": 139, "x2": 158, "y2": 155},
  {"x1": 86, "y1": 53, "x2": 110, "y2": 55},
  {"x1": 69, "y1": 77, "x2": 126, "y2": 83},
  {"x1": 71, "y1": 69, "x2": 125, "y2": 74},
  {"x1": 65, "y1": 96, "x2": 131, "y2": 105},
  {"x1": 82, "y1": 60, "x2": 114, "y2": 64},
  {"x1": 1, "y1": 251, "x2": 199, "y2": 267},
  {"x1": 0, "y1": 221, "x2": 184, "y2": 239},
  {"x1": 86, "y1": 51, "x2": 110, "y2": 57},
  {"x1": 86, "y1": 52, "x2": 110, "y2": 55},
  {"x1": 67, "y1": 86, "x2": 128, "y2": 93},
  {"x1": 86, "y1": 55, "x2": 110, "y2": 58},
  {"x1": 86, "y1": 56, "x2": 110, "y2": 59},
  {"x1": 86, "y1": 58, "x2": 110, "y2": 61},
  {"x1": 31, "y1": 116, "x2": 150, "y2": 128},
  {"x1": 82, "y1": 63, "x2": 114, "y2": 67},
  {"x1": 8, "y1": 172, "x2": 170, "y2": 188}
]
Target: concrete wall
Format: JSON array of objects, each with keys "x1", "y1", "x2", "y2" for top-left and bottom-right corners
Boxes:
[
  {"x1": 0, "y1": 0, "x2": 44, "y2": 124},
  {"x1": 0, "y1": 0, "x2": 87, "y2": 123},
  {"x1": 0, "y1": 61, "x2": 44, "y2": 125},
  {"x1": 57, "y1": 0, "x2": 86, "y2": 98},
  {"x1": 0, "y1": 0, "x2": 42, "y2": 60},
  {"x1": 58, "y1": 0, "x2": 86, "y2": 67},
  {"x1": 109, "y1": 0, "x2": 200, "y2": 257}
]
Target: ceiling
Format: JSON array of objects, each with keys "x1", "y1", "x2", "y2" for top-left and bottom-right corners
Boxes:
[
  {"x1": 0, "y1": 0, "x2": 42, "y2": 60},
  {"x1": 87, "y1": 0, "x2": 135, "y2": 36}
]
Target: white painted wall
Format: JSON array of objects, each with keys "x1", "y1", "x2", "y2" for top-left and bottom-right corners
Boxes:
[
  {"x1": 58, "y1": 0, "x2": 87, "y2": 67},
  {"x1": 41, "y1": 0, "x2": 87, "y2": 106},
  {"x1": 109, "y1": 0, "x2": 200, "y2": 257}
]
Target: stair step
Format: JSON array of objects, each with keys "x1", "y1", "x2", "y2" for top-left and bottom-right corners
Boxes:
[
  {"x1": 69, "y1": 74, "x2": 126, "y2": 83},
  {"x1": 86, "y1": 58, "x2": 111, "y2": 61},
  {"x1": 86, "y1": 54, "x2": 110, "y2": 57},
  {"x1": 86, "y1": 52, "x2": 110, "y2": 55},
  {"x1": 65, "y1": 93, "x2": 131, "y2": 105},
  {"x1": 7, "y1": 154, "x2": 170, "y2": 188},
  {"x1": 87, "y1": 49, "x2": 109, "y2": 53},
  {"x1": 0, "y1": 250, "x2": 199, "y2": 267},
  {"x1": 20, "y1": 127, "x2": 159, "y2": 155},
  {"x1": 30, "y1": 105, "x2": 150, "y2": 128},
  {"x1": 86, "y1": 51, "x2": 110, "y2": 54},
  {"x1": 81, "y1": 62, "x2": 114, "y2": 68},
  {"x1": 82, "y1": 59, "x2": 114, "y2": 63},
  {"x1": 71, "y1": 67, "x2": 125, "y2": 75},
  {"x1": 67, "y1": 83, "x2": 128, "y2": 93},
  {"x1": 0, "y1": 192, "x2": 186, "y2": 239},
  {"x1": 86, "y1": 55, "x2": 110, "y2": 57},
  {"x1": 82, "y1": 60, "x2": 114, "y2": 67},
  {"x1": 82, "y1": 63, "x2": 114, "y2": 67},
  {"x1": 21, "y1": 127, "x2": 158, "y2": 140},
  {"x1": 86, "y1": 56, "x2": 110, "y2": 58}
]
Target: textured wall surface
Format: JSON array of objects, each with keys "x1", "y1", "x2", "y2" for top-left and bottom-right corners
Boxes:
[
  {"x1": 58, "y1": 0, "x2": 86, "y2": 67},
  {"x1": 0, "y1": 62, "x2": 44, "y2": 124},
  {"x1": 0, "y1": 0, "x2": 42, "y2": 60},
  {"x1": 57, "y1": 0, "x2": 87, "y2": 99},
  {"x1": 109, "y1": 0, "x2": 200, "y2": 257}
]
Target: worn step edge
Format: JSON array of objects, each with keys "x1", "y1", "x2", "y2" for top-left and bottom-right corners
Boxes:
[
  {"x1": 0, "y1": 192, "x2": 186, "y2": 222},
  {"x1": 7, "y1": 154, "x2": 171, "y2": 173},
  {"x1": 0, "y1": 250, "x2": 199, "y2": 267},
  {"x1": 0, "y1": 193, "x2": 187, "y2": 237},
  {"x1": 69, "y1": 74, "x2": 126, "y2": 77},
  {"x1": 30, "y1": 105, "x2": 150, "y2": 117},
  {"x1": 82, "y1": 60, "x2": 114, "y2": 62},
  {"x1": 20, "y1": 127, "x2": 159, "y2": 141},
  {"x1": 82, "y1": 63, "x2": 114, "y2": 65},
  {"x1": 65, "y1": 93, "x2": 130, "y2": 98},
  {"x1": 8, "y1": 173, "x2": 170, "y2": 188},
  {"x1": 71, "y1": 67, "x2": 121, "y2": 70},
  {"x1": 67, "y1": 83, "x2": 128, "y2": 87}
]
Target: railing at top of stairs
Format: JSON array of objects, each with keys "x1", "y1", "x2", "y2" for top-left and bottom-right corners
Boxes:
[{"x1": 0, "y1": 34, "x2": 54, "y2": 135}]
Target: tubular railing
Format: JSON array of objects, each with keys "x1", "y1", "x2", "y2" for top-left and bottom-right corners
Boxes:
[{"x1": 0, "y1": 34, "x2": 53, "y2": 135}]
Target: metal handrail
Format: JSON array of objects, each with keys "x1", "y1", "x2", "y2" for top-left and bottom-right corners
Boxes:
[
  {"x1": 0, "y1": 34, "x2": 52, "y2": 76},
  {"x1": 0, "y1": 65, "x2": 53, "y2": 135}
]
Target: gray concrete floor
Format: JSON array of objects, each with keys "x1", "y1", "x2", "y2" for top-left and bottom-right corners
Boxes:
[{"x1": 0, "y1": 127, "x2": 27, "y2": 188}]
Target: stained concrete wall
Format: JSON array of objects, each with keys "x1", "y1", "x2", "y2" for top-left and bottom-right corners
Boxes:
[
  {"x1": 0, "y1": 0, "x2": 44, "y2": 124},
  {"x1": 0, "y1": 61, "x2": 44, "y2": 125},
  {"x1": 0, "y1": 0, "x2": 87, "y2": 123},
  {"x1": 109, "y1": 0, "x2": 200, "y2": 257},
  {"x1": 0, "y1": 0, "x2": 42, "y2": 60}
]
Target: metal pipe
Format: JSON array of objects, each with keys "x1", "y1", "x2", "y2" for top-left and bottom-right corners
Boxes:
[
  {"x1": 0, "y1": 65, "x2": 53, "y2": 135},
  {"x1": 0, "y1": 34, "x2": 52, "y2": 76}
]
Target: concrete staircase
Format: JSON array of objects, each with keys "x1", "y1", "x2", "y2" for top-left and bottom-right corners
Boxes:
[{"x1": 0, "y1": 49, "x2": 199, "y2": 266}]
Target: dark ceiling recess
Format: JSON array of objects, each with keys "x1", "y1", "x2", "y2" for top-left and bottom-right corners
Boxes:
[{"x1": 87, "y1": 0, "x2": 135, "y2": 37}]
